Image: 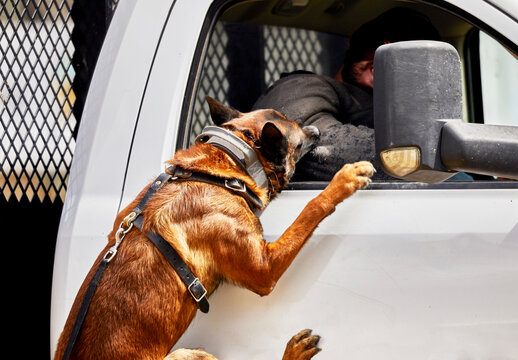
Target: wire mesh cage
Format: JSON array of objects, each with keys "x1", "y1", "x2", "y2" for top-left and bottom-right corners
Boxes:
[
  {"x1": 0, "y1": 0, "x2": 117, "y2": 203},
  {"x1": 1, "y1": 0, "x2": 76, "y2": 202}
]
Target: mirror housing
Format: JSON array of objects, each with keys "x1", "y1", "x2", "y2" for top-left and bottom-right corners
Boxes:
[{"x1": 373, "y1": 40, "x2": 518, "y2": 183}]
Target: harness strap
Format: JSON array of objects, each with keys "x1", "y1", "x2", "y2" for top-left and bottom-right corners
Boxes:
[
  {"x1": 61, "y1": 171, "x2": 179, "y2": 360},
  {"x1": 61, "y1": 257, "x2": 109, "y2": 360},
  {"x1": 167, "y1": 166, "x2": 264, "y2": 209},
  {"x1": 133, "y1": 216, "x2": 209, "y2": 313},
  {"x1": 130, "y1": 167, "x2": 210, "y2": 313}
]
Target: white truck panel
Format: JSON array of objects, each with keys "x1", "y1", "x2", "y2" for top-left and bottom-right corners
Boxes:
[
  {"x1": 50, "y1": 0, "x2": 176, "y2": 354},
  {"x1": 120, "y1": 0, "x2": 213, "y2": 208},
  {"x1": 174, "y1": 189, "x2": 518, "y2": 359}
]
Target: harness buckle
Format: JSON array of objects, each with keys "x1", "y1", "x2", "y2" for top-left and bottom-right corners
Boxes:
[
  {"x1": 103, "y1": 246, "x2": 118, "y2": 262},
  {"x1": 188, "y1": 278, "x2": 207, "y2": 302},
  {"x1": 224, "y1": 178, "x2": 246, "y2": 193}
]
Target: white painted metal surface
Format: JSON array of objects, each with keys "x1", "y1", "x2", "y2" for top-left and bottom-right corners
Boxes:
[
  {"x1": 485, "y1": 0, "x2": 518, "y2": 21},
  {"x1": 50, "y1": 0, "x2": 178, "y2": 354},
  {"x1": 119, "y1": 0, "x2": 213, "y2": 208},
  {"x1": 441, "y1": 0, "x2": 518, "y2": 44},
  {"x1": 50, "y1": 0, "x2": 518, "y2": 358},
  {"x1": 175, "y1": 189, "x2": 518, "y2": 359}
]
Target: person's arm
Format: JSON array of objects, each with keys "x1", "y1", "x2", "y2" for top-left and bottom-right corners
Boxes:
[
  {"x1": 253, "y1": 74, "x2": 390, "y2": 181},
  {"x1": 298, "y1": 114, "x2": 379, "y2": 180},
  {"x1": 253, "y1": 74, "x2": 341, "y2": 124}
]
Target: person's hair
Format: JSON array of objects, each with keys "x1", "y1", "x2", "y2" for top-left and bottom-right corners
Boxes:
[{"x1": 342, "y1": 7, "x2": 441, "y2": 81}]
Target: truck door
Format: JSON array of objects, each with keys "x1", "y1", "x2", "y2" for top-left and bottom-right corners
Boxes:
[{"x1": 166, "y1": 1, "x2": 518, "y2": 358}]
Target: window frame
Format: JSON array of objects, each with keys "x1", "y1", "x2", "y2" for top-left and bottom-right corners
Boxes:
[
  {"x1": 464, "y1": 29, "x2": 485, "y2": 125},
  {"x1": 177, "y1": 0, "x2": 518, "y2": 191}
]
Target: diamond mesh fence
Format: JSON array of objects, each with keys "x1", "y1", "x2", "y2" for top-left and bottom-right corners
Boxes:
[
  {"x1": 263, "y1": 25, "x2": 324, "y2": 87},
  {"x1": 1, "y1": 0, "x2": 76, "y2": 202},
  {"x1": 0, "y1": 0, "x2": 117, "y2": 203},
  {"x1": 191, "y1": 22, "x2": 230, "y2": 144}
]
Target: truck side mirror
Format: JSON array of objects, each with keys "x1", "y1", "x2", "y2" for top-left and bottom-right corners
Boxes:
[{"x1": 373, "y1": 40, "x2": 518, "y2": 183}]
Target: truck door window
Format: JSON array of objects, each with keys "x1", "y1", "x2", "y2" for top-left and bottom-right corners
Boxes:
[
  {"x1": 187, "y1": 21, "x2": 345, "y2": 146},
  {"x1": 479, "y1": 31, "x2": 518, "y2": 127},
  {"x1": 181, "y1": 0, "x2": 517, "y2": 189}
]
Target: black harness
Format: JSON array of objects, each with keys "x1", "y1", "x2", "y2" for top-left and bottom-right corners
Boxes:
[{"x1": 61, "y1": 165, "x2": 264, "y2": 360}]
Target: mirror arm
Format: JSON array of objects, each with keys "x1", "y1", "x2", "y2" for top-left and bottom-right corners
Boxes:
[{"x1": 441, "y1": 121, "x2": 518, "y2": 179}]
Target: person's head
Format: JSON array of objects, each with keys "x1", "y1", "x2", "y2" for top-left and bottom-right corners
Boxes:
[{"x1": 341, "y1": 7, "x2": 441, "y2": 89}]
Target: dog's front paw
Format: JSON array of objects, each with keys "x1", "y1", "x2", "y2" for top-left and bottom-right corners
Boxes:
[
  {"x1": 282, "y1": 329, "x2": 321, "y2": 360},
  {"x1": 350, "y1": 160, "x2": 375, "y2": 189},
  {"x1": 334, "y1": 161, "x2": 375, "y2": 190}
]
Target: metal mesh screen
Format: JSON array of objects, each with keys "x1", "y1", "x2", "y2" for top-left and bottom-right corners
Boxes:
[
  {"x1": 191, "y1": 22, "x2": 230, "y2": 143},
  {"x1": 1, "y1": 0, "x2": 76, "y2": 202},
  {"x1": 263, "y1": 25, "x2": 323, "y2": 87},
  {"x1": 0, "y1": 0, "x2": 117, "y2": 203},
  {"x1": 189, "y1": 21, "x2": 344, "y2": 145}
]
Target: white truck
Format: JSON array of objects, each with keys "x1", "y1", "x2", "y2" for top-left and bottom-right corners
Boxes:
[{"x1": 51, "y1": 0, "x2": 518, "y2": 358}]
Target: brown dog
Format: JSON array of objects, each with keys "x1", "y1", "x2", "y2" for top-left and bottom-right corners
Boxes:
[{"x1": 55, "y1": 97, "x2": 374, "y2": 360}]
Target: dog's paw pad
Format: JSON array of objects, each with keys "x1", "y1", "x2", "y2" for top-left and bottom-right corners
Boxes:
[{"x1": 282, "y1": 329, "x2": 322, "y2": 360}]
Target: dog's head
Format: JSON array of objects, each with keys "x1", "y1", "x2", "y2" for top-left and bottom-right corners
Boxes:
[{"x1": 206, "y1": 96, "x2": 319, "y2": 191}]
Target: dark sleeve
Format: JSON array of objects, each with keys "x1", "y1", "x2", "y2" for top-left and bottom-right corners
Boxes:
[
  {"x1": 295, "y1": 121, "x2": 393, "y2": 181},
  {"x1": 293, "y1": 122, "x2": 381, "y2": 181},
  {"x1": 253, "y1": 74, "x2": 392, "y2": 181},
  {"x1": 252, "y1": 74, "x2": 342, "y2": 125}
]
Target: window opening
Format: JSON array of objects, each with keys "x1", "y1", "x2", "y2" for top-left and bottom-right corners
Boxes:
[
  {"x1": 184, "y1": 1, "x2": 517, "y2": 189},
  {"x1": 479, "y1": 31, "x2": 518, "y2": 127},
  {"x1": 188, "y1": 21, "x2": 345, "y2": 146}
]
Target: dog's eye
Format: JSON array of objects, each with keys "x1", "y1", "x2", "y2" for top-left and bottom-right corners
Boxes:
[{"x1": 296, "y1": 143, "x2": 302, "y2": 151}]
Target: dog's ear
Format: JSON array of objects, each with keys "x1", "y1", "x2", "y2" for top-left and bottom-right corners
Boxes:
[
  {"x1": 260, "y1": 122, "x2": 287, "y2": 163},
  {"x1": 206, "y1": 96, "x2": 241, "y2": 126}
]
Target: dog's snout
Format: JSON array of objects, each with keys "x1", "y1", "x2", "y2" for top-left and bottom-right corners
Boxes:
[
  {"x1": 302, "y1": 125, "x2": 320, "y2": 138},
  {"x1": 302, "y1": 126, "x2": 320, "y2": 145},
  {"x1": 296, "y1": 126, "x2": 320, "y2": 161}
]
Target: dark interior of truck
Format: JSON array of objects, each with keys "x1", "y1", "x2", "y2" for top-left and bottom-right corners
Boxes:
[{"x1": 178, "y1": 0, "x2": 517, "y2": 187}]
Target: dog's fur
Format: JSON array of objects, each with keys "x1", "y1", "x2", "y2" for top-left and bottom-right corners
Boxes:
[{"x1": 55, "y1": 97, "x2": 374, "y2": 360}]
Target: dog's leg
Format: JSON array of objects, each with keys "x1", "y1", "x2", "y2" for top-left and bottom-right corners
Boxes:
[
  {"x1": 220, "y1": 161, "x2": 374, "y2": 295},
  {"x1": 262, "y1": 160, "x2": 375, "y2": 289}
]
